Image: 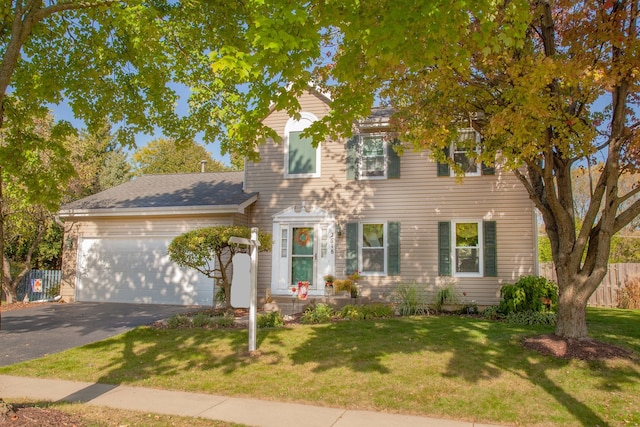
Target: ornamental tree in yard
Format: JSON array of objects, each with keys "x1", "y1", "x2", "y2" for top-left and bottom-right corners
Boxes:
[
  {"x1": 205, "y1": 0, "x2": 639, "y2": 339},
  {"x1": 0, "y1": 0, "x2": 262, "y2": 313},
  {"x1": 168, "y1": 226, "x2": 272, "y2": 309}
]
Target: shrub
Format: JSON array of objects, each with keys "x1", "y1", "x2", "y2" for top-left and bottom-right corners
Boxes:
[
  {"x1": 433, "y1": 281, "x2": 461, "y2": 311},
  {"x1": 191, "y1": 312, "x2": 214, "y2": 327},
  {"x1": 505, "y1": 310, "x2": 556, "y2": 326},
  {"x1": 393, "y1": 283, "x2": 429, "y2": 316},
  {"x1": 333, "y1": 279, "x2": 353, "y2": 293},
  {"x1": 214, "y1": 314, "x2": 236, "y2": 327},
  {"x1": 166, "y1": 314, "x2": 191, "y2": 329},
  {"x1": 340, "y1": 303, "x2": 395, "y2": 320},
  {"x1": 46, "y1": 282, "x2": 61, "y2": 299},
  {"x1": 340, "y1": 305, "x2": 365, "y2": 320},
  {"x1": 258, "y1": 311, "x2": 285, "y2": 328},
  {"x1": 617, "y1": 276, "x2": 640, "y2": 309},
  {"x1": 499, "y1": 275, "x2": 558, "y2": 315},
  {"x1": 301, "y1": 303, "x2": 334, "y2": 324},
  {"x1": 482, "y1": 305, "x2": 503, "y2": 320}
]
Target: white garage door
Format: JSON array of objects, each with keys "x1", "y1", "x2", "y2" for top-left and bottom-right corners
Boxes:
[{"x1": 76, "y1": 237, "x2": 213, "y2": 305}]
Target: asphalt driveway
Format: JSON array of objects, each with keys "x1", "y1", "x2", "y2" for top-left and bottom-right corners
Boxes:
[{"x1": 0, "y1": 302, "x2": 195, "y2": 367}]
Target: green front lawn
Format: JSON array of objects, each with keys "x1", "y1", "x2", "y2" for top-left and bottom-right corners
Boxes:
[{"x1": 1, "y1": 308, "x2": 638, "y2": 426}]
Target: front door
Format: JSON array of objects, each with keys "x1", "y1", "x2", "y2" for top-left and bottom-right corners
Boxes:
[
  {"x1": 291, "y1": 227, "x2": 315, "y2": 288},
  {"x1": 271, "y1": 205, "x2": 336, "y2": 296}
]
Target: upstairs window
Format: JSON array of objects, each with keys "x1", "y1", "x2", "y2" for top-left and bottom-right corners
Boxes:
[
  {"x1": 361, "y1": 136, "x2": 386, "y2": 178},
  {"x1": 437, "y1": 129, "x2": 494, "y2": 177},
  {"x1": 347, "y1": 134, "x2": 400, "y2": 180},
  {"x1": 451, "y1": 129, "x2": 480, "y2": 177},
  {"x1": 285, "y1": 113, "x2": 320, "y2": 178}
]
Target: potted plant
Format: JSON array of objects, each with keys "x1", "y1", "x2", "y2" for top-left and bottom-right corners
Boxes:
[
  {"x1": 323, "y1": 274, "x2": 335, "y2": 296},
  {"x1": 350, "y1": 283, "x2": 359, "y2": 298}
]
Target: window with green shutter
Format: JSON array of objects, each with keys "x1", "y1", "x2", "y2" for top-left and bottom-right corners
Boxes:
[
  {"x1": 439, "y1": 220, "x2": 498, "y2": 277},
  {"x1": 346, "y1": 223, "x2": 359, "y2": 275},
  {"x1": 346, "y1": 221, "x2": 400, "y2": 276},
  {"x1": 483, "y1": 221, "x2": 497, "y2": 276},
  {"x1": 346, "y1": 135, "x2": 400, "y2": 180},
  {"x1": 437, "y1": 129, "x2": 495, "y2": 177},
  {"x1": 438, "y1": 222, "x2": 451, "y2": 276}
]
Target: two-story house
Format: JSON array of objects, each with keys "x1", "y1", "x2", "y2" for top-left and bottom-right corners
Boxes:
[{"x1": 58, "y1": 89, "x2": 536, "y2": 306}]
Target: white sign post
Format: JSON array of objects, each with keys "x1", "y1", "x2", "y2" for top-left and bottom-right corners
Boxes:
[{"x1": 229, "y1": 228, "x2": 260, "y2": 352}]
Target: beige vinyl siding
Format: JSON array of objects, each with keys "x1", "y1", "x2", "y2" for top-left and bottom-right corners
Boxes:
[{"x1": 246, "y1": 90, "x2": 536, "y2": 306}]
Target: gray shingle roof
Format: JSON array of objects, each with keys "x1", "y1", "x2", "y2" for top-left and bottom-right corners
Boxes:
[{"x1": 59, "y1": 171, "x2": 256, "y2": 214}]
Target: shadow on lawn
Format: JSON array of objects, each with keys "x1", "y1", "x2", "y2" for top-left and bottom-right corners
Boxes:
[
  {"x1": 80, "y1": 310, "x2": 639, "y2": 426},
  {"x1": 284, "y1": 315, "x2": 639, "y2": 426}
]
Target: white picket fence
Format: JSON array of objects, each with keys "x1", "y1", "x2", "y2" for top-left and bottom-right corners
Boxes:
[{"x1": 539, "y1": 263, "x2": 640, "y2": 308}]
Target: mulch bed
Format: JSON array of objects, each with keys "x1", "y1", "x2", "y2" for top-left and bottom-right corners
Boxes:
[
  {"x1": 0, "y1": 401, "x2": 83, "y2": 427},
  {"x1": 523, "y1": 334, "x2": 637, "y2": 361}
]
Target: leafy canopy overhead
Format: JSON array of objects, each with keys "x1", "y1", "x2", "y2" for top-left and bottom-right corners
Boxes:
[{"x1": 201, "y1": 0, "x2": 639, "y2": 340}]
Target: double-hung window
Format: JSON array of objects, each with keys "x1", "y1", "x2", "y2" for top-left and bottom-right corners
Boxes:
[
  {"x1": 346, "y1": 134, "x2": 400, "y2": 180},
  {"x1": 437, "y1": 220, "x2": 497, "y2": 278},
  {"x1": 361, "y1": 223, "x2": 386, "y2": 274},
  {"x1": 346, "y1": 221, "x2": 400, "y2": 276},
  {"x1": 361, "y1": 136, "x2": 386, "y2": 178},
  {"x1": 437, "y1": 128, "x2": 494, "y2": 177},
  {"x1": 453, "y1": 221, "x2": 481, "y2": 276},
  {"x1": 451, "y1": 129, "x2": 480, "y2": 177}
]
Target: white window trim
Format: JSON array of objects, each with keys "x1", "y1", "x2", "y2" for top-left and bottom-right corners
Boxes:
[
  {"x1": 451, "y1": 219, "x2": 483, "y2": 278},
  {"x1": 450, "y1": 129, "x2": 481, "y2": 177},
  {"x1": 359, "y1": 222, "x2": 387, "y2": 276},
  {"x1": 284, "y1": 112, "x2": 321, "y2": 178},
  {"x1": 358, "y1": 134, "x2": 388, "y2": 180}
]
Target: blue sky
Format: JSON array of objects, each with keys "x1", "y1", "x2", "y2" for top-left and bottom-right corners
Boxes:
[{"x1": 51, "y1": 97, "x2": 231, "y2": 166}]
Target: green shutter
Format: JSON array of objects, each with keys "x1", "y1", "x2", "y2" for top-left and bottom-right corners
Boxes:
[
  {"x1": 438, "y1": 222, "x2": 451, "y2": 276},
  {"x1": 483, "y1": 221, "x2": 497, "y2": 276},
  {"x1": 481, "y1": 161, "x2": 495, "y2": 175},
  {"x1": 346, "y1": 222, "x2": 358, "y2": 274},
  {"x1": 288, "y1": 131, "x2": 316, "y2": 174},
  {"x1": 346, "y1": 136, "x2": 358, "y2": 180},
  {"x1": 387, "y1": 222, "x2": 400, "y2": 275},
  {"x1": 387, "y1": 140, "x2": 400, "y2": 178},
  {"x1": 437, "y1": 146, "x2": 450, "y2": 176}
]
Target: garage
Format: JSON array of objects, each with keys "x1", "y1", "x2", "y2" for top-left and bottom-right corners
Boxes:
[
  {"x1": 59, "y1": 172, "x2": 258, "y2": 306},
  {"x1": 76, "y1": 237, "x2": 212, "y2": 305}
]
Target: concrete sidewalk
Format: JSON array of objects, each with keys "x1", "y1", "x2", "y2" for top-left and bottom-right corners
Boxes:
[{"x1": 0, "y1": 375, "x2": 501, "y2": 427}]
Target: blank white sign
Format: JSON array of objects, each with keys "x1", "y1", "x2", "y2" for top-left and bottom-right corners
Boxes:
[{"x1": 231, "y1": 253, "x2": 251, "y2": 308}]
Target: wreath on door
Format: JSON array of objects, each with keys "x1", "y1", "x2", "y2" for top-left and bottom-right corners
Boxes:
[{"x1": 294, "y1": 229, "x2": 311, "y2": 246}]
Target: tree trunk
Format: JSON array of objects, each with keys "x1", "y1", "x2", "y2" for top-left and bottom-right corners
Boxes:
[{"x1": 555, "y1": 289, "x2": 589, "y2": 339}]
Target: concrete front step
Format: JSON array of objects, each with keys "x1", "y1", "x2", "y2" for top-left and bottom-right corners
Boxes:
[{"x1": 262, "y1": 295, "x2": 361, "y2": 315}]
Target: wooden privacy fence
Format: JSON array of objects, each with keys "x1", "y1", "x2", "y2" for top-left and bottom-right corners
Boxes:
[
  {"x1": 17, "y1": 270, "x2": 62, "y2": 302},
  {"x1": 539, "y1": 263, "x2": 640, "y2": 308}
]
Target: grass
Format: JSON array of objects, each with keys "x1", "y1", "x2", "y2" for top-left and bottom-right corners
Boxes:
[{"x1": 1, "y1": 308, "x2": 639, "y2": 426}]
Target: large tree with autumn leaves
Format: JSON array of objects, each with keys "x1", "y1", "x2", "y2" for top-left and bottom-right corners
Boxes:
[{"x1": 206, "y1": 0, "x2": 639, "y2": 339}]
